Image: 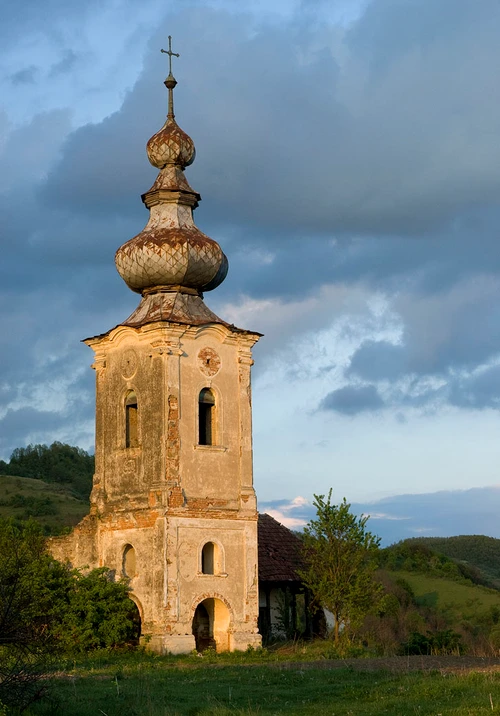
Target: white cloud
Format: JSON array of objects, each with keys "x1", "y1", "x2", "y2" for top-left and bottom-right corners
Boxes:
[{"x1": 264, "y1": 509, "x2": 308, "y2": 529}]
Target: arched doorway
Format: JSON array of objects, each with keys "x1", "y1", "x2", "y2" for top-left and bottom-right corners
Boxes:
[
  {"x1": 192, "y1": 598, "x2": 230, "y2": 652},
  {"x1": 128, "y1": 598, "x2": 142, "y2": 646}
]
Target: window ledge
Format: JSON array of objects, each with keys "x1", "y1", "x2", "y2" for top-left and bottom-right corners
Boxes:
[
  {"x1": 194, "y1": 444, "x2": 227, "y2": 452},
  {"x1": 197, "y1": 572, "x2": 228, "y2": 578}
]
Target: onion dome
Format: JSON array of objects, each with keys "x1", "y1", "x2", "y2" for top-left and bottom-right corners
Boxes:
[{"x1": 115, "y1": 38, "x2": 228, "y2": 302}]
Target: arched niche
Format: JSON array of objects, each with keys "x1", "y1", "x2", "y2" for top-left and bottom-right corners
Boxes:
[{"x1": 122, "y1": 543, "x2": 137, "y2": 578}]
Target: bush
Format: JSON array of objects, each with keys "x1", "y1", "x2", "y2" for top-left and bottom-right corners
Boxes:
[
  {"x1": 55, "y1": 567, "x2": 139, "y2": 652},
  {"x1": 0, "y1": 518, "x2": 139, "y2": 711}
]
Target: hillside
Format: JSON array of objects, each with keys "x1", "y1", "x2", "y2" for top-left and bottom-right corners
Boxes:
[
  {"x1": 386, "y1": 569, "x2": 500, "y2": 616},
  {"x1": 0, "y1": 442, "x2": 94, "y2": 499},
  {"x1": 0, "y1": 473, "x2": 89, "y2": 533},
  {"x1": 406, "y1": 535, "x2": 500, "y2": 588}
]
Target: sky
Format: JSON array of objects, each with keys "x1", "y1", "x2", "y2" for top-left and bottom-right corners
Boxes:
[{"x1": 2, "y1": 0, "x2": 500, "y2": 543}]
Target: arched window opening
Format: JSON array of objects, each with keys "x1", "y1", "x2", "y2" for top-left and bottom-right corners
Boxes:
[
  {"x1": 123, "y1": 544, "x2": 136, "y2": 578},
  {"x1": 125, "y1": 391, "x2": 138, "y2": 448},
  {"x1": 201, "y1": 541, "x2": 218, "y2": 575},
  {"x1": 199, "y1": 388, "x2": 216, "y2": 446}
]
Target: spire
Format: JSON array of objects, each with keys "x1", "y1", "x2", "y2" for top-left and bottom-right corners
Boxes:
[
  {"x1": 161, "y1": 35, "x2": 179, "y2": 119},
  {"x1": 114, "y1": 39, "x2": 228, "y2": 320}
]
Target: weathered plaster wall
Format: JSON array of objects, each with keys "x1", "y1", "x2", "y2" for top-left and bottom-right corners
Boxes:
[{"x1": 50, "y1": 318, "x2": 261, "y2": 653}]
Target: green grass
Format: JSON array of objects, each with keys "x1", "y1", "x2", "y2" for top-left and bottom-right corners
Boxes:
[
  {"x1": 0, "y1": 474, "x2": 89, "y2": 532},
  {"x1": 391, "y1": 570, "x2": 500, "y2": 614},
  {"x1": 22, "y1": 654, "x2": 500, "y2": 716}
]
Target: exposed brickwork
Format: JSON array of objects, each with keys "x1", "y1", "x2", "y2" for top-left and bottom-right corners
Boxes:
[
  {"x1": 168, "y1": 485, "x2": 184, "y2": 508},
  {"x1": 166, "y1": 394, "x2": 180, "y2": 482}
]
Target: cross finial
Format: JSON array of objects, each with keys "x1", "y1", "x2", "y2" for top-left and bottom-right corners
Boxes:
[
  {"x1": 161, "y1": 36, "x2": 179, "y2": 77},
  {"x1": 160, "y1": 37, "x2": 179, "y2": 119}
]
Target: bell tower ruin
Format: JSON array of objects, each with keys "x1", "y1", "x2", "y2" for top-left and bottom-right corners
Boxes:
[{"x1": 50, "y1": 40, "x2": 262, "y2": 654}]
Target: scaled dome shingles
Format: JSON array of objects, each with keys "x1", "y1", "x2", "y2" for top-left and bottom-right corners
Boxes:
[{"x1": 257, "y1": 513, "x2": 305, "y2": 583}]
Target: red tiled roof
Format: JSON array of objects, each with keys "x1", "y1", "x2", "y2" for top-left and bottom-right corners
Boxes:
[{"x1": 258, "y1": 513, "x2": 305, "y2": 583}]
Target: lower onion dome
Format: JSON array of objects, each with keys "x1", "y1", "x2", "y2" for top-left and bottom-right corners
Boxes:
[{"x1": 115, "y1": 226, "x2": 228, "y2": 294}]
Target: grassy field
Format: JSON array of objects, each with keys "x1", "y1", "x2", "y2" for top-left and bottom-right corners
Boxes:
[
  {"x1": 23, "y1": 653, "x2": 500, "y2": 716},
  {"x1": 0, "y1": 474, "x2": 88, "y2": 532},
  {"x1": 390, "y1": 570, "x2": 500, "y2": 613}
]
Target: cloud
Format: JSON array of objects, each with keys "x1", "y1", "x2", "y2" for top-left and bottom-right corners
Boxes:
[
  {"x1": 259, "y1": 496, "x2": 314, "y2": 529},
  {"x1": 38, "y1": 2, "x2": 500, "y2": 241},
  {"x1": 353, "y1": 486, "x2": 500, "y2": 545},
  {"x1": 2, "y1": 0, "x2": 500, "y2": 502},
  {"x1": 449, "y1": 364, "x2": 500, "y2": 411},
  {"x1": 348, "y1": 340, "x2": 406, "y2": 381},
  {"x1": 9, "y1": 67, "x2": 38, "y2": 85},
  {"x1": 261, "y1": 487, "x2": 500, "y2": 546},
  {"x1": 319, "y1": 384, "x2": 385, "y2": 415}
]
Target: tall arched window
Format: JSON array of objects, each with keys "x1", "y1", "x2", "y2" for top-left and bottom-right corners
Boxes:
[
  {"x1": 125, "y1": 390, "x2": 138, "y2": 448},
  {"x1": 199, "y1": 388, "x2": 216, "y2": 445},
  {"x1": 201, "y1": 541, "x2": 221, "y2": 575}
]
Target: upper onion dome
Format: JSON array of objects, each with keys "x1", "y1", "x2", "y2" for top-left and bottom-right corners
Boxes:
[
  {"x1": 147, "y1": 117, "x2": 195, "y2": 169},
  {"x1": 114, "y1": 37, "x2": 228, "y2": 298}
]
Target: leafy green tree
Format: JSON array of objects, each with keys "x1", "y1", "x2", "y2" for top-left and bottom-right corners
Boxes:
[
  {"x1": 0, "y1": 518, "x2": 139, "y2": 710},
  {"x1": 7, "y1": 442, "x2": 94, "y2": 498},
  {"x1": 299, "y1": 490, "x2": 382, "y2": 644},
  {"x1": 55, "y1": 567, "x2": 138, "y2": 652},
  {"x1": 0, "y1": 519, "x2": 69, "y2": 711}
]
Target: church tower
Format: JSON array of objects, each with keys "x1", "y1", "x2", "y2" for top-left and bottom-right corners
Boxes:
[{"x1": 51, "y1": 41, "x2": 262, "y2": 654}]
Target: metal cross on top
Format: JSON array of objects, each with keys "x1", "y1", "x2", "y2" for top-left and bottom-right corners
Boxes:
[{"x1": 161, "y1": 36, "x2": 179, "y2": 76}]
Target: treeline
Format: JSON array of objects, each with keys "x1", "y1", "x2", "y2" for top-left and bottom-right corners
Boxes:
[
  {"x1": 378, "y1": 540, "x2": 496, "y2": 589},
  {"x1": 0, "y1": 442, "x2": 94, "y2": 499},
  {"x1": 406, "y1": 535, "x2": 500, "y2": 585}
]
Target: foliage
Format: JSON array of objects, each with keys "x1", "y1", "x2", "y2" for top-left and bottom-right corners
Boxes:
[
  {"x1": 1, "y1": 442, "x2": 94, "y2": 499},
  {"x1": 406, "y1": 535, "x2": 500, "y2": 586},
  {"x1": 379, "y1": 539, "x2": 496, "y2": 588},
  {"x1": 55, "y1": 567, "x2": 139, "y2": 653},
  {"x1": 402, "y1": 629, "x2": 464, "y2": 656},
  {"x1": 298, "y1": 490, "x2": 382, "y2": 644},
  {"x1": 0, "y1": 518, "x2": 138, "y2": 711},
  {"x1": 0, "y1": 518, "x2": 67, "y2": 711}
]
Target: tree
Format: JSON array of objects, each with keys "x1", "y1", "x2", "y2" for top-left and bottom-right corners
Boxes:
[
  {"x1": 0, "y1": 518, "x2": 139, "y2": 711},
  {"x1": 55, "y1": 567, "x2": 139, "y2": 653},
  {"x1": 0, "y1": 519, "x2": 69, "y2": 711},
  {"x1": 7, "y1": 442, "x2": 94, "y2": 498},
  {"x1": 299, "y1": 490, "x2": 382, "y2": 644}
]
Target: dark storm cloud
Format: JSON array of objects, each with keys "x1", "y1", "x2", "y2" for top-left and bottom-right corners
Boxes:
[
  {"x1": 340, "y1": 274, "x2": 500, "y2": 413},
  {"x1": 348, "y1": 341, "x2": 406, "y2": 382},
  {"x1": 449, "y1": 365, "x2": 500, "y2": 411},
  {"x1": 41, "y1": 2, "x2": 500, "y2": 239},
  {"x1": 0, "y1": 407, "x2": 79, "y2": 454},
  {"x1": 319, "y1": 384, "x2": 384, "y2": 415},
  {"x1": 2, "y1": 0, "x2": 500, "y2": 461}
]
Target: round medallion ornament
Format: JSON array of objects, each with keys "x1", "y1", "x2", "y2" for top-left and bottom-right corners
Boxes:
[
  {"x1": 198, "y1": 347, "x2": 221, "y2": 377},
  {"x1": 121, "y1": 349, "x2": 138, "y2": 379}
]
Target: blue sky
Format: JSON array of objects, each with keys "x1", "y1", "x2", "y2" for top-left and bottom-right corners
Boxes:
[{"x1": 2, "y1": 0, "x2": 500, "y2": 541}]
